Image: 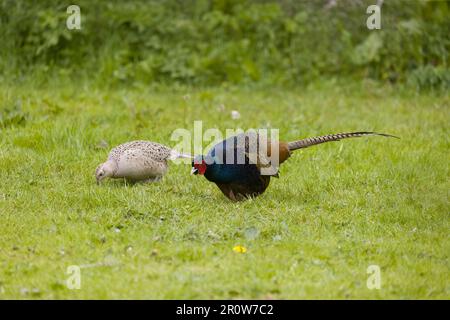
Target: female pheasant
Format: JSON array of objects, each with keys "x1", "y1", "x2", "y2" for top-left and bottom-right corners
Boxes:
[
  {"x1": 95, "y1": 140, "x2": 191, "y2": 184},
  {"x1": 191, "y1": 131, "x2": 397, "y2": 201}
]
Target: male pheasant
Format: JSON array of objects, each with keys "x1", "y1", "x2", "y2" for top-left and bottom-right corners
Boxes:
[
  {"x1": 95, "y1": 140, "x2": 191, "y2": 184},
  {"x1": 191, "y1": 131, "x2": 398, "y2": 201}
]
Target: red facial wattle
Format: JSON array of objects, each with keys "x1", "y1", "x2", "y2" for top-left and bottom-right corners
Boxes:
[{"x1": 194, "y1": 160, "x2": 207, "y2": 175}]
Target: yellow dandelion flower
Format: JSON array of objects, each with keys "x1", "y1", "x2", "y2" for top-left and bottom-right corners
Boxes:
[{"x1": 233, "y1": 245, "x2": 247, "y2": 253}]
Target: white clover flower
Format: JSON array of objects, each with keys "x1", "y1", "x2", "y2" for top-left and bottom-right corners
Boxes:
[{"x1": 231, "y1": 110, "x2": 241, "y2": 119}]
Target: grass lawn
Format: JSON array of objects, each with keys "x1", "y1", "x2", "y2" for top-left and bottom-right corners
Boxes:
[{"x1": 0, "y1": 81, "x2": 448, "y2": 299}]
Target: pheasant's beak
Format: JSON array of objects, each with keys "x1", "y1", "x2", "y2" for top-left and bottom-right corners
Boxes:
[
  {"x1": 190, "y1": 167, "x2": 198, "y2": 175},
  {"x1": 96, "y1": 175, "x2": 105, "y2": 185}
]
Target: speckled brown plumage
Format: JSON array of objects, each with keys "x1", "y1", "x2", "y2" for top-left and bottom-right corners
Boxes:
[{"x1": 96, "y1": 140, "x2": 190, "y2": 183}]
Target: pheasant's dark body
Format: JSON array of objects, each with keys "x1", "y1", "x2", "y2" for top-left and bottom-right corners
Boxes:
[
  {"x1": 204, "y1": 158, "x2": 270, "y2": 201},
  {"x1": 193, "y1": 131, "x2": 397, "y2": 201},
  {"x1": 204, "y1": 163, "x2": 270, "y2": 201},
  {"x1": 196, "y1": 132, "x2": 289, "y2": 200}
]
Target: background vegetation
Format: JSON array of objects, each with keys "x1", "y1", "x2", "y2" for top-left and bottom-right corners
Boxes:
[{"x1": 0, "y1": 0, "x2": 448, "y2": 89}]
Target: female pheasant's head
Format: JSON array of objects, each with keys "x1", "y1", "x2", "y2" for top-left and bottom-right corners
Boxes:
[
  {"x1": 95, "y1": 160, "x2": 118, "y2": 184},
  {"x1": 191, "y1": 155, "x2": 208, "y2": 175}
]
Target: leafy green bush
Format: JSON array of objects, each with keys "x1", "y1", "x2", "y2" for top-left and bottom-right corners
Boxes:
[
  {"x1": 408, "y1": 65, "x2": 450, "y2": 91},
  {"x1": 0, "y1": 0, "x2": 448, "y2": 88}
]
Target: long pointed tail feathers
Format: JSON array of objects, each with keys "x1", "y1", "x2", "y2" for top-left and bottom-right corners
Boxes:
[{"x1": 288, "y1": 131, "x2": 399, "y2": 151}]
